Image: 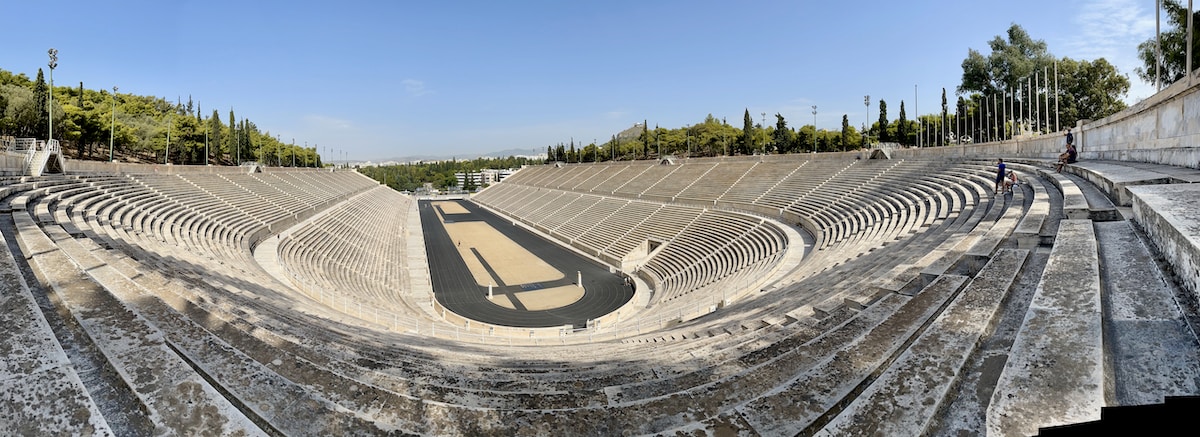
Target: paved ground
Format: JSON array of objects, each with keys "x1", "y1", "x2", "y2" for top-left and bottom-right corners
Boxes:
[{"x1": 419, "y1": 200, "x2": 632, "y2": 328}]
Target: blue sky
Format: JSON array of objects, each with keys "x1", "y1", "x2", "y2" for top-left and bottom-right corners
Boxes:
[{"x1": 4, "y1": 0, "x2": 1163, "y2": 161}]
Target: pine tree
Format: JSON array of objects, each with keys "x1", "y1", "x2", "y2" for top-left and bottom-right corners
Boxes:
[{"x1": 898, "y1": 101, "x2": 909, "y2": 146}]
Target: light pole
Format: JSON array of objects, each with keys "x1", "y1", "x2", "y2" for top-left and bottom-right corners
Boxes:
[
  {"x1": 686, "y1": 124, "x2": 691, "y2": 157},
  {"x1": 811, "y1": 105, "x2": 817, "y2": 152},
  {"x1": 110, "y1": 86, "x2": 117, "y2": 162},
  {"x1": 760, "y1": 112, "x2": 766, "y2": 152},
  {"x1": 165, "y1": 113, "x2": 171, "y2": 165},
  {"x1": 863, "y1": 95, "x2": 870, "y2": 149},
  {"x1": 48, "y1": 48, "x2": 57, "y2": 143}
]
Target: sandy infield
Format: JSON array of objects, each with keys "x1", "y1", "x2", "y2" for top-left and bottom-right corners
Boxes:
[
  {"x1": 435, "y1": 202, "x2": 564, "y2": 287},
  {"x1": 435, "y1": 202, "x2": 471, "y2": 214},
  {"x1": 488, "y1": 285, "x2": 585, "y2": 310}
]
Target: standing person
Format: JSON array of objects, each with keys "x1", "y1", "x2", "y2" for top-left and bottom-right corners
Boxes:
[
  {"x1": 995, "y1": 158, "x2": 1006, "y2": 194},
  {"x1": 1065, "y1": 129, "x2": 1074, "y2": 147}
]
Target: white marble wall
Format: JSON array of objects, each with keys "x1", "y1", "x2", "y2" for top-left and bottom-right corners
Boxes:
[{"x1": 893, "y1": 71, "x2": 1200, "y2": 168}]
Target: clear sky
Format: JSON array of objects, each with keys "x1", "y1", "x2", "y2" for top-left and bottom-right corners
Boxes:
[{"x1": 3, "y1": 0, "x2": 1164, "y2": 161}]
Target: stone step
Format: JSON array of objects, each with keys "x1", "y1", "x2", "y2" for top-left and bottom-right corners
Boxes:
[
  {"x1": 11, "y1": 209, "x2": 265, "y2": 437},
  {"x1": 0, "y1": 231, "x2": 113, "y2": 435},
  {"x1": 816, "y1": 249, "x2": 1029, "y2": 436},
  {"x1": 735, "y1": 274, "x2": 969, "y2": 435},
  {"x1": 1096, "y1": 220, "x2": 1200, "y2": 406},
  {"x1": 1127, "y1": 184, "x2": 1200, "y2": 305},
  {"x1": 987, "y1": 220, "x2": 1103, "y2": 436},
  {"x1": 1038, "y1": 170, "x2": 1091, "y2": 220}
]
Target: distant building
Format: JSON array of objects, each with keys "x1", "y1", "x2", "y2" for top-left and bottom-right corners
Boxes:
[{"x1": 456, "y1": 168, "x2": 516, "y2": 190}]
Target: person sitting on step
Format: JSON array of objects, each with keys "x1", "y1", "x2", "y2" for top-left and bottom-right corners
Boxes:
[{"x1": 1055, "y1": 143, "x2": 1077, "y2": 173}]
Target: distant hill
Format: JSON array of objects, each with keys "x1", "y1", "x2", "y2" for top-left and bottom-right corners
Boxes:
[
  {"x1": 374, "y1": 148, "x2": 546, "y2": 164},
  {"x1": 616, "y1": 122, "x2": 645, "y2": 141}
]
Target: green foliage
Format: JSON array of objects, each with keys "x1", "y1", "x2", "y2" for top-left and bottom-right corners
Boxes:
[
  {"x1": 773, "y1": 113, "x2": 795, "y2": 153},
  {"x1": 358, "y1": 156, "x2": 540, "y2": 192},
  {"x1": 940, "y1": 88, "x2": 948, "y2": 147},
  {"x1": 841, "y1": 115, "x2": 851, "y2": 151},
  {"x1": 1056, "y1": 57, "x2": 1129, "y2": 126},
  {"x1": 958, "y1": 24, "x2": 1129, "y2": 136},
  {"x1": 741, "y1": 109, "x2": 753, "y2": 155},
  {"x1": 876, "y1": 100, "x2": 888, "y2": 143},
  {"x1": 959, "y1": 24, "x2": 1054, "y2": 96},
  {"x1": 1136, "y1": 0, "x2": 1200, "y2": 85},
  {"x1": 34, "y1": 69, "x2": 48, "y2": 139},
  {"x1": 0, "y1": 67, "x2": 320, "y2": 167}
]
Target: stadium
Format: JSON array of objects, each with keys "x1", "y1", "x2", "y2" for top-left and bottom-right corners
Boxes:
[{"x1": 1, "y1": 68, "x2": 1198, "y2": 436}]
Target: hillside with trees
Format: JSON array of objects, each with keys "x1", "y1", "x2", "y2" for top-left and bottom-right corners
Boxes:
[{"x1": 0, "y1": 68, "x2": 321, "y2": 167}]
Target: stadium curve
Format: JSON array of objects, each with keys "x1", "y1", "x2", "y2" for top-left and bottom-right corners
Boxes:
[{"x1": 1, "y1": 74, "x2": 1199, "y2": 435}]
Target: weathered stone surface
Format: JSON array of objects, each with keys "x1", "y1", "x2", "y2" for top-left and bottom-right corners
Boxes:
[
  {"x1": 739, "y1": 275, "x2": 968, "y2": 436},
  {"x1": 14, "y1": 211, "x2": 264, "y2": 437},
  {"x1": 818, "y1": 249, "x2": 1028, "y2": 436},
  {"x1": 0, "y1": 232, "x2": 111, "y2": 436},
  {"x1": 1128, "y1": 184, "x2": 1200, "y2": 308},
  {"x1": 987, "y1": 220, "x2": 1103, "y2": 436},
  {"x1": 1096, "y1": 221, "x2": 1200, "y2": 406}
]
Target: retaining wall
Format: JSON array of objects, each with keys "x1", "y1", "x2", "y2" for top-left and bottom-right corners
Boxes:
[{"x1": 893, "y1": 70, "x2": 1200, "y2": 167}]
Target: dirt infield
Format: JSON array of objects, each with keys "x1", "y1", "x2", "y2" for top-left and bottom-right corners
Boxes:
[
  {"x1": 420, "y1": 199, "x2": 632, "y2": 327},
  {"x1": 435, "y1": 201, "x2": 471, "y2": 214},
  {"x1": 488, "y1": 285, "x2": 585, "y2": 310},
  {"x1": 435, "y1": 201, "x2": 575, "y2": 310}
]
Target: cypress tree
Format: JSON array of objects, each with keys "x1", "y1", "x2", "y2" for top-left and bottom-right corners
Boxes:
[
  {"x1": 941, "y1": 88, "x2": 948, "y2": 146},
  {"x1": 877, "y1": 99, "x2": 889, "y2": 143},
  {"x1": 841, "y1": 114, "x2": 851, "y2": 151},
  {"x1": 34, "y1": 69, "x2": 48, "y2": 138},
  {"x1": 741, "y1": 109, "x2": 753, "y2": 155}
]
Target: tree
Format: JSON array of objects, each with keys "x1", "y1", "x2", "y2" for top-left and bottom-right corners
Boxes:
[
  {"x1": 227, "y1": 108, "x2": 236, "y2": 164},
  {"x1": 208, "y1": 109, "x2": 223, "y2": 165},
  {"x1": 741, "y1": 109, "x2": 753, "y2": 155},
  {"x1": 772, "y1": 113, "x2": 794, "y2": 153},
  {"x1": 641, "y1": 120, "x2": 649, "y2": 159},
  {"x1": 961, "y1": 23, "x2": 1129, "y2": 134},
  {"x1": 1057, "y1": 57, "x2": 1130, "y2": 127},
  {"x1": 960, "y1": 24, "x2": 1054, "y2": 97},
  {"x1": 34, "y1": 69, "x2": 47, "y2": 139},
  {"x1": 940, "y1": 88, "x2": 948, "y2": 146},
  {"x1": 841, "y1": 114, "x2": 851, "y2": 151},
  {"x1": 897, "y1": 101, "x2": 909, "y2": 146},
  {"x1": 956, "y1": 97, "x2": 967, "y2": 143},
  {"x1": 1136, "y1": 0, "x2": 1200, "y2": 86},
  {"x1": 877, "y1": 100, "x2": 888, "y2": 143}
]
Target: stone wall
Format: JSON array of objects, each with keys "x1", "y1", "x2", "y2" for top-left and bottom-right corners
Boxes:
[{"x1": 893, "y1": 70, "x2": 1200, "y2": 167}]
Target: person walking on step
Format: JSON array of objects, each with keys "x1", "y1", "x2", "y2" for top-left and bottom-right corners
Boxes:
[{"x1": 995, "y1": 158, "x2": 1006, "y2": 194}]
